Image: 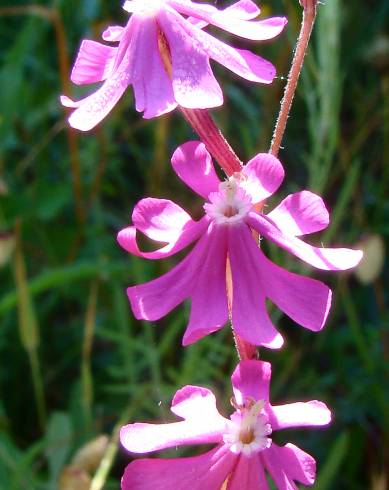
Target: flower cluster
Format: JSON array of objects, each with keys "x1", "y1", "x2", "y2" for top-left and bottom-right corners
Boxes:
[
  {"x1": 121, "y1": 360, "x2": 331, "y2": 489},
  {"x1": 63, "y1": 0, "x2": 362, "y2": 488},
  {"x1": 62, "y1": 0, "x2": 286, "y2": 130}
]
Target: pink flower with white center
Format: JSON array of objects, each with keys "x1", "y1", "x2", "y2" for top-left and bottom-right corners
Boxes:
[
  {"x1": 120, "y1": 360, "x2": 332, "y2": 489},
  {"x1": 61, "y1": 0, "x2": 287, "y2": 130},
  {"x1": 118, "y1": 141, "x2": 362, "y2": 348}
]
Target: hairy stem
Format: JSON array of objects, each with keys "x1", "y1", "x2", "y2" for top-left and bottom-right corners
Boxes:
[
  {"x1": 270, "y1": 0, "x2": 317, "y2": 157},
  {"x1": 180, "y1": 107, "x2": 242, "y2": 176}
]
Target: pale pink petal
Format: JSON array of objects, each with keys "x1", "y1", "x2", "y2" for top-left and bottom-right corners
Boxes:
[
  {"x1": 268, "y1": 191, "x2": 329, "y2": 236},
  {"x1": 131, "y1": 16, "x2": 177, "y2": 118},
  {"x1": 178, "y1": 22, "x2": 276, "y2": 84},
  {"x1": 241, "y1": 153, "x2": 285, "y2": 203},
  {"x1": 102, "y1": 25, "x2": 124, "y2": 42},
  {"x1": 269, "y1": 401, "x2": 332, "y2": 431},
  {"x1": 171, "y1": 141, "x2": 220, "y2": 199},
  {"x1": 65, "y1": 66, "x2": 131, "y2": 130},
  {"x1": 228, "y1": 454, "x2": 269, "y2": 490},
  {"x1": 131, "y1": 198, "x2": 194, "y2": 241},
  {"x1": 186, "y1": 0, "x2": 261, "y2": 28},
  {"x1": 228, "y1": 225, "x2": 284, "y2": 348},
  {"x1": 171, "y1": 385, "x2": 223, "y2": 420},
  {"x1": 120, "y1": 391, "x2": 227, "y2": 454},
  {"x1": 121, "y1": 446, "x2": 237, "y2": 490},
  {"x1": 60, "y1": 95, "x2": 81, "y2": 108},
  {"x1": 263, "y1": 443, "x2": 317, "y2": 487},
  {"x1": 117, "y1": 216, "x2": 208, "y2": 259},
  {"x1": 70, "y1": 40, "x2": 117, "y2": 85},
  {"x1": 169, "y1": 0, "x2": 287, "y2": 41},
  {"x1": 231, "y1": 360, "x2": 271, "y2": 406},
  {"x1": 183, "y1": 225, "x2": 228, "y2": 345},
  {"x1": 223, "y1": 0, "x2": 261, "y2": 20},
  {"x1": 255, "y1": 248, "x2": 332, "y2": 332},
  {"x1": 158, "y1": 9, "x2": 223, "y2": 108},
  {"x1": 247, "y1": 212, "x2": 363, "y2": 271}
]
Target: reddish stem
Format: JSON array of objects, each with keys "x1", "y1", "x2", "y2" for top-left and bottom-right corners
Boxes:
[
  {"x1": 269, "y1": 0, "x2": 317, "y2": 157},
  {"x1": 180, "y1": 107, "x2": 242, "y2": 177}
]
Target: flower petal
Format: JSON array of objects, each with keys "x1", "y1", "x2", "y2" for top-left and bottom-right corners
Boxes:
[
  {"x1": 269, "y1": 401, "x2": 332, "y2": 431},
  {"x1": 186, "y1": 0, "x2": 260, "y2": 28},
  {"x1": 131, "y1": 198, "x2": 196, "y2": 241},
  {"x1": 231, "y1": 360, "x2": 272, "y2": 406},
  {"x1": 117, "y1": 217, "x2": 208, "y2": 259},
  {"x1": 174, "y1": 18, "x2": 277, "y2": 84},
  {"x1": 70, "y1": 40, "x2": 117, "y2": 85},
  {"x1": 263, "y1": 443, "x2": 317, "y2": 487},
  {"x1": 170, "y1": 0, "x2": 287, "y2": 41},
  {"x1": 183, "y1": 225, "x2": 229, "y2": 345},
  {"x1": 171, "y1": 141, "x2": 220, "y2": 199},
  {"x1": 121, "y1": 446, "x2": 236, "y2": 490},
  {"x1": 127, "y1": 237, "x2": 203, "y2": 321},
  {"x1": 247, "y1": 212, "x2": 363, "y2": 271},
  {"x1": 171, "y1": 385, "x2": 223, "y2": 420},
  {"x1": 228, "y1": 224, "x2": 284, "y2": 348},
  {"x1": 241, "y1": 153, "x2": 285, "y2": 203},
  {"x1": 255, "y1": 247, "x2": 332, "y2": 332},
  {"x1": 102, "y1": 25, "x2": 124, "y2": 42},
  {"x1": 227, "y1": 453, "x2": 269, "y2": 490},
  {"x1": 158, "y1": 9, "x2": 223, "y2": 108},
  {"x1": 267, "y1": 191, "x2": 329, "y2": 236},
  {"x1": 127, "y1": 225, "x2": 223, "y2": 326},
  {"x1": 131, "y1": 15, "x2": 177, "y2": 118},
  {"x1": 65, "y1": 65, "x2": 131, "y2": 130}
]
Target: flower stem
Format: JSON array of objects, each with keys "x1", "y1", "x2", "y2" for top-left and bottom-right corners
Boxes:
[
  {"x1": 269, "y1": 0, "x2": 317, "y2": 157},
  {"x1": 179, "y1": 107, "x2": 242, "y2": 176}
]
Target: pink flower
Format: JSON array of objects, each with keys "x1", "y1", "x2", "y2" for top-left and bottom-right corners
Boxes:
[
  {"x1": 118, "y1": 141, "x2": 362, "y2": 347},
  {"x1": 61, "y1": 0, "x2": 287, "y2": 130},
  {"x1": 120, "y1": 360, "x2": 331, "y2": 489}
]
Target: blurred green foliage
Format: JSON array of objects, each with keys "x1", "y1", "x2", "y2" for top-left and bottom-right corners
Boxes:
[{"x1": 0, "y1": 0, "x2": 388, "y2": 488}]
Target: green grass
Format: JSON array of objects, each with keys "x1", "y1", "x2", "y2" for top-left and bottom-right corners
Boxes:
[{"x1": 0, "y1": 0, "x2": 388, "y2": 488}]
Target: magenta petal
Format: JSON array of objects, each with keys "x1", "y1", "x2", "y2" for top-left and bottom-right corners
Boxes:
[
  {"x1": 255, "y1": 247, "x2": 332, "y2": 332},
  {"x1": 121, "y1": 446, "x2": 236, "y2": 490},
  {"x1": 70, "y1": 40, "x2": 117, "y2": 85},
  {"x1": 247, "y1": 212, "x2": 363, "y2": 271},
  {"x1": 228, "y1": 225, "x2": 284, "y2": 348},
  {"x1": 131, "y1": 15, "x2": 177, "y2": 118},
  {"x1": 171, "y1": 142, "x2": 220, "y2": 199},
  {"x1": 263, "y1": 443, "x2": 317, "y2": 487},
  {"x1": 117, "y1": 216, "x2": 208, "y2": 259},
  {"x1": 228, "y1": 454, "x2": 269, "y2": 490},
  {"x1": 231, "y1": 360, "x2": 271, "y2": 406},
  {"x1": 158, "y1": 10, "x2": 223, "y2": 108},
  {"x1": 241, "y1": 153, "x2": 285, "y2": 203},
  {"x1": 183, "y1": 225, "x2": 228, "y2": 345},
  {"x1": 269, "y1": 401, "x2": 332, "y2": 431},
  {"x1": 127, "y1": 243, "x2": 198, "y2": 321},
  {"x1": 268, "y1": 191, "x2": 330, "y2": 236}
]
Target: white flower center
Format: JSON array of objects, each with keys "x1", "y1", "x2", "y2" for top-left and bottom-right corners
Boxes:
[
  {"x1": 223, "y1": 400, "x2": 272, "y2": 456},
  {"x1": 204, "y1": 175, "x2": 252, "y2": 225},
  {"x1": 123, "y1": 0, "x2": 165, "y2": 17}
]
